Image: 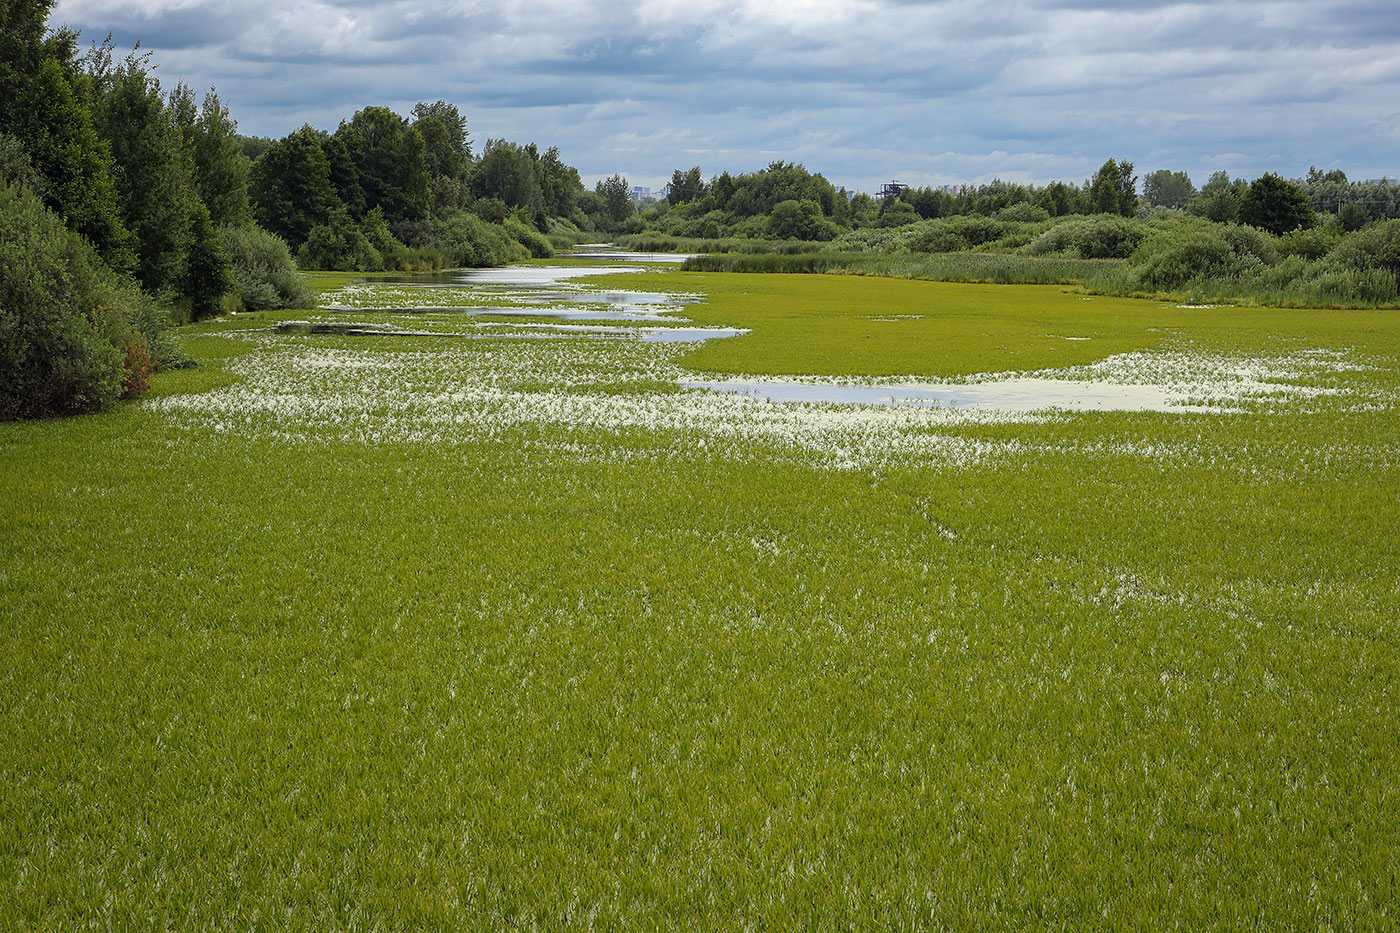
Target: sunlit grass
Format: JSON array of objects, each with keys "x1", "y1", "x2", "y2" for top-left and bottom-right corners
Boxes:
[{"x1": 2, "y1": 268, "x2": 1397, "y2": 928}]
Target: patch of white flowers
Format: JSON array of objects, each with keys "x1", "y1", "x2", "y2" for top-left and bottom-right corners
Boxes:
[{"x1": 146, "y1": 274, "x2": 1391, "y2": 470}]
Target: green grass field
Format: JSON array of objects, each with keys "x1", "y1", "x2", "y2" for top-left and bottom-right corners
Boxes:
[{"x1": 3, "y1": 265, "x2": 1397, "y2": 928}]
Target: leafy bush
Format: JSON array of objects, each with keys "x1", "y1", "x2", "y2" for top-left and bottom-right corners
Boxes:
[
  {"x1": 421, "y1": 211, "x2": 516, "y2": 268},
  {"x1": 361, "y1": 207, "x2": 441, "y2": 271},
  {"x1": 767, "y1": 199, "x2": 839, "y2": 241},
  {"x1": 298, "y1": 209, "x2": 382, "y2": 271},
  {"x1": 504, "y1": 216, "x2": 555, "y2": 258},
  {"x1": 545, "y1": 216, "x2": 585, "y2": 250},
  {"x1": 1025, "y1": 214, "x2": 1146, "y2": 259},
  {"x1": 1127, "y1": 224, "x2": 1236, "y2": 290},
  {"x1": 997, "y1": 203, "x2": 1050, "y2": 223},
  {"x1": 1, "y1": 179, "x2": 183, "y2": 419},
  {"x1": 830, "y1": 227, "x2": 903, "y2": 253},
  {"x1": 1218, "y1": 223, "x2": 1279, "y2": 265},
  {"x1": 1327, "y1": 219, "x2": 1400, "y2": 280},
  {"x1": 1276, "y1": 225, "x2": 1341, "y2": 261},
  {"x1": 218, "y1": 223, "x2": 314, "y2": 310},
  {"x1": 472, "y1": 197, "x2": 509, "y2": 223},
  {"x1": 902, "y1": 216, "x2": 1010, "y2": 253}
]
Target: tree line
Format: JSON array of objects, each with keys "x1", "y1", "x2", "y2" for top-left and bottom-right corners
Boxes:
[
  {"x1": 0, "y1": 0, "x2": 600, "y2": 418},
  {"x1": 633, "y1": 158, "x2": 1397, "y2": 243}
]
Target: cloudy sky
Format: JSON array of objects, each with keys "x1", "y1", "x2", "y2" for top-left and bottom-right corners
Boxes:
[{"x1": 49, "y1": 0, "x2": 1400, "y2": 193}]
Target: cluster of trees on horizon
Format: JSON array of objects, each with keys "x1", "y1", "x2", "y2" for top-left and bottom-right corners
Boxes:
[{"x1": 631, "y1": 158, "x2": 1400, "y2": 242}]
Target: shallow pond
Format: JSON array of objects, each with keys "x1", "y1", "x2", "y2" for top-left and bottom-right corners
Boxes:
[
  {"x1": 276, "y1": 320, "x2": 741, "y2": 344},
  {"x1": 684, "y1": 377, "x2": 1222, "y2": 413}
]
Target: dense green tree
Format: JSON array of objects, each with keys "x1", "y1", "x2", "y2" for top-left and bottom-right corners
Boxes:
[
  {"x1": 709, "y1": 171, "x2": 736, "y2": 211},
  {"x1": 667, "y1": 166, "x2": 705, "y2": 205},
  {"x1": 535, "y1": 145, "x2": 583, "y2": 219},
  {"x1": 412, "y1": 100, "x2": 472, "y2": 216},
  {"x1": 829, "y1": 187, "x2": 851, "y2": 225},
  {"x1": 874, "y1": 198, "x2": 919, "y2": 227},
  {"x1": 1238, "y1": 172, "x2": 1314, "y2": 235},
  {"x1": 298, "y1": 207, "x2": 381, "y2": 271},
  {"x1": 1088, "y1": 158, "x2": 1137, "y2": 216},
  {"x1": 411, "y1": 100, "x2": 470, "y2": 179},
  {"x1": 181, "y1": 197, "x2": 230, "y2": 318},
  {"x1": 9, "y1": 56, "x2": 133, "y2": 270},
  {"x1": 0, "y1": 0, "x2": 54, "y2": 117},
  {"x1": 767, "y1": 198, "x2": 838, "y2": 240},
  {"x1": 0, "y1": 133, "x2": 44, "y2": 193},
  {"x1": 89, "y1": 50, "x2": 195, "y2": 294},
  {"x1": 335, "y1": 106, "x2": 429, "y2": 222},
  {"x1": 1034, "y1": 180, "x2": 1082, "y2": 217},
  {"x1": 594, "y1": 174, "x2": 633, "y2": 227},
  {"x1": 170, "y1": 84, "x2": 251, "y2": 227},
  {"x1": 1142, "y1": 169, "x2": 1196, "y2": 209},
  {"x1": 962, "y1": 179, "x2": 1030, "y2": 216},
  {"x1": 318, "y1": 131, "x2": 365, "y2": 217},
  {"x1": 249, "y1": 125, "x2": 339, "y2": 247},
  {"x1": 1191, "y1": 171, "x2": 1245, "y2": 223},
  {"x1": 907, "y1": 186, "x2": 952, "y2": 220},
  {"x1": 237, "y1": 135, "x2": 273, "y2": 162},
  {"x1": 724, "y1": 161, "x2": 837, "y2": 218},
  {"x1": 472, "y1": 139, "x2": 545, "y2": 219}
]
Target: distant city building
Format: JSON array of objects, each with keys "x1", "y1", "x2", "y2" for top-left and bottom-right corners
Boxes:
[{"x1": 631, "y1": 186, "x2": 651, "y2": 202}]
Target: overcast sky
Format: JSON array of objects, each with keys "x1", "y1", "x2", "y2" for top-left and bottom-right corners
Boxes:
[{"x1": 49, "y1": 0, "x2": 1400, "y2": 193}]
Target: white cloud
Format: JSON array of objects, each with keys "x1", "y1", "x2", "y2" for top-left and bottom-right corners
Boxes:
[{"x1": 48, "y1": 0, "x2": 1400, "y2": 190}]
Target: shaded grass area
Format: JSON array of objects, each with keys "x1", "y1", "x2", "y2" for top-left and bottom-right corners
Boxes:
[{"x1": 2, "y1": 276, "x2": 1399, "y2": 927}]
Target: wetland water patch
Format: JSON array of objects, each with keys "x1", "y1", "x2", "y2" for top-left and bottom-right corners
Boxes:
[
  {"x1": 683, "y1": 378, "x2": 1218, "y2": 412},
  {"x1": 172, "y1": 264, "x2": 1377, "y2": 467},
  {"x1": 275, "y1": 320, "x2": 742, "y2": 344}
]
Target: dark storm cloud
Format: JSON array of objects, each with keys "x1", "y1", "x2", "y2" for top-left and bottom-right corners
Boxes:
[{"x1": 49, "y1": 0, "x2": 1400, "y2": 190}]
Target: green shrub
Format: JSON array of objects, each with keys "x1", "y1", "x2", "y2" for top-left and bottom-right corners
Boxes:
[
  {"x1": 1276, "y1": 225, "x2": 1340, "y2": 261},
  {"x1": 297, "y1": 209, "x2": 382, "y2": 271},
  {"x1": 361, "y1": 207, "x2": 441, "y2": 271},
  {"x1": 219, "y1": 223, "x2": 314, "y2": 310},
  {"x1": 1025, "y1": 214, "x2": 1146, "y2": 259},
  {"x1": 1327, "y1": 219, "x2": 1400, "y2": 280},
  {"x1": 902, "y1": 216, "x2": 1009, "y2": 252},
  {"x1": 906, "y1": 225, "x2": 970, "y2": 253},
  {"x1": 472, "y1": 197, "x2": 509, "y2": 223},
  {"x1": 504, "y1": 216, "x2": 555, "y2": 258},
  {"x1": 424, "y1": 211, "x2": 516, "y2": 268},
  {"x1": 545, "y1": 216, "x2": 585, "y2": 250},
  {"x1": 830, "y1": 227, "x2": 901, "y2": 253},
  {"x1": 766, "y1": 199, "x2": 839, "y2": 241},
  {"x1": 997, "y1": 203, "x2": 1050, "y2": 223},
  {"x1": 1218, "y1": 222, "x2": 1279, "y2": 265},
  {"x1": 1, "y1": 179, "x2": 183, "y2": 418},
  {"x1": 1301, "y1": 265, "x2": 1397, "y2": 305},
  {"x1": 1127, "y1": 225, "x2": 1236, "y2": 290}
]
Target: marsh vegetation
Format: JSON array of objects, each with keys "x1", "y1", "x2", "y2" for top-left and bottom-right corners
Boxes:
[{"x1": 5, "y1": 252, "x2": 1398, "y2": 926}]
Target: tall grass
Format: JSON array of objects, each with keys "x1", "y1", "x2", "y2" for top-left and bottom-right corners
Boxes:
[{"x1": 682, "y1": 250, "x2": 1119, "y2": 285}]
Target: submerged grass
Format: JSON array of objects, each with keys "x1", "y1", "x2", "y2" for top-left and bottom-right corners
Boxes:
[
  {"x1": 612, "y1": 270, "x2": 1397, "y2": 380},
  {"x1": 2, "y1": 267, "x2": 1398, "y2": 928}
]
